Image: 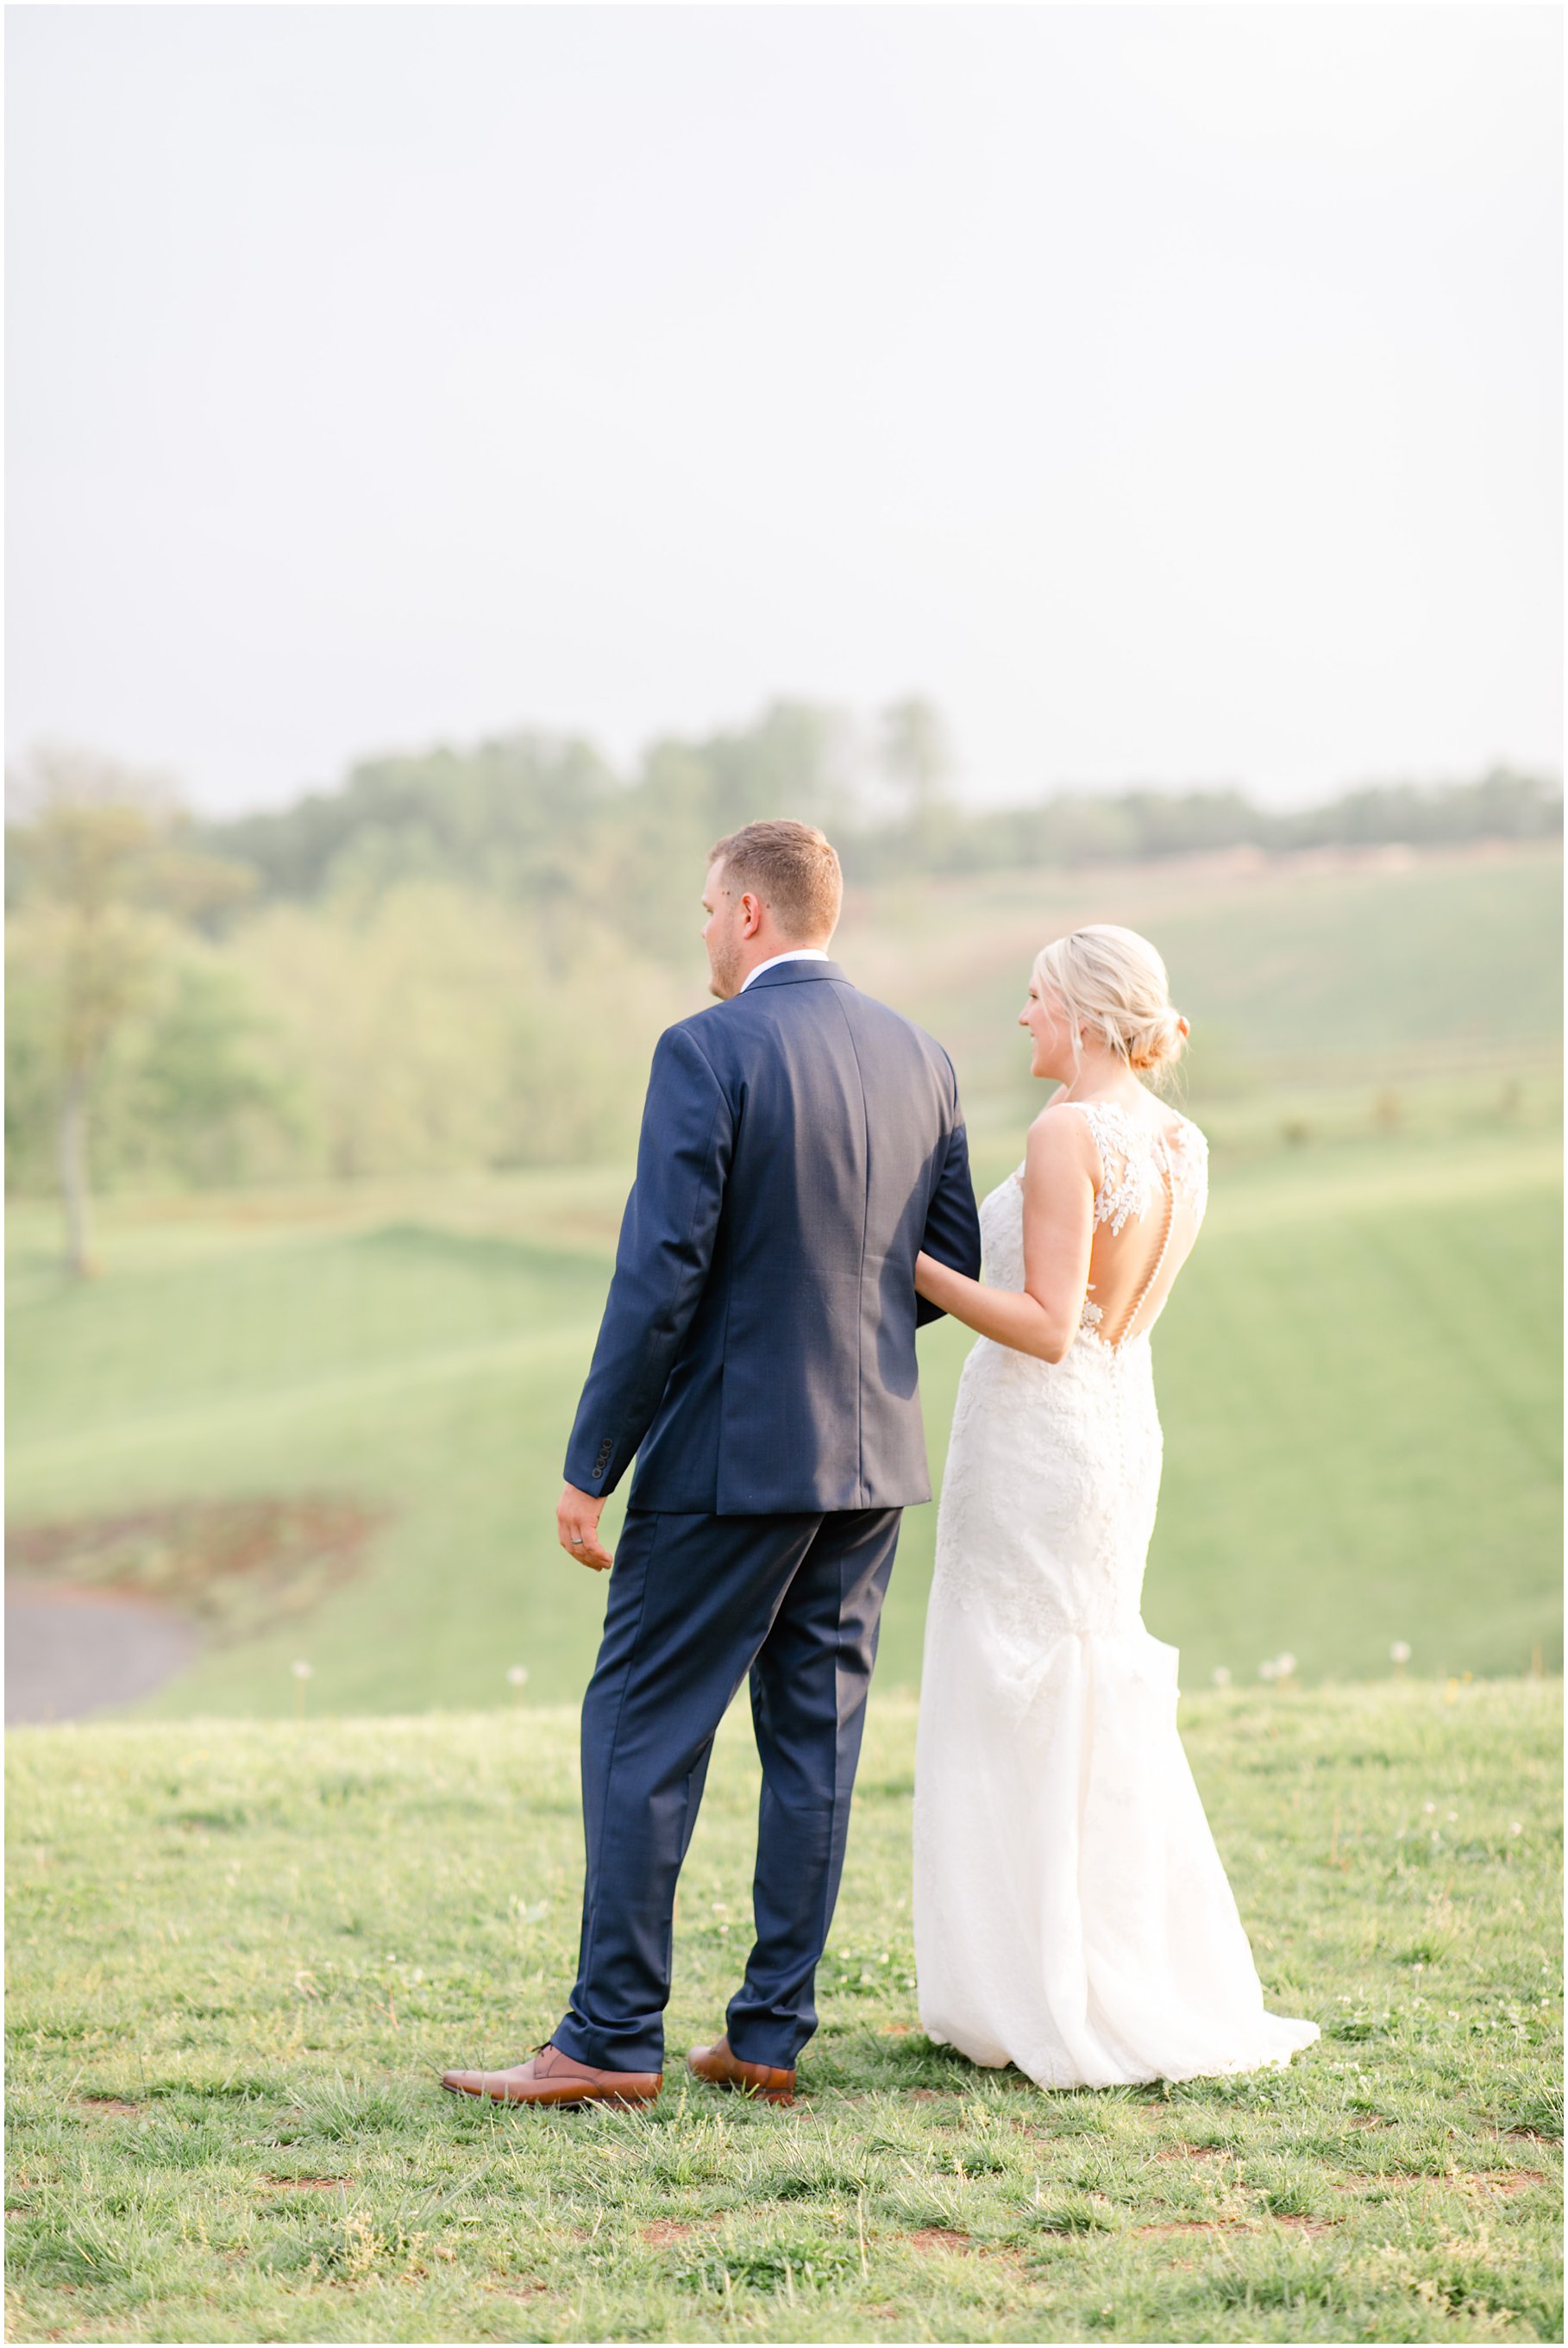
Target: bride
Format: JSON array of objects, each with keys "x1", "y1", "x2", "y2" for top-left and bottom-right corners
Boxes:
[{"x1": 911, "y1": 924, "x2": 1319, "y2": 2087}]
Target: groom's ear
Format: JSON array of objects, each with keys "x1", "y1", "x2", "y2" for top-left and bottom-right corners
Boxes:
[{"x1": 737, "y1": 890, "x2": 764, "y2": 938}]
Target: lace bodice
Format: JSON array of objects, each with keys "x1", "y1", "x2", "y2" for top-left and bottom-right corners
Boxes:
[
  {"x1": 988, "y1": 1098, "x2": 1208, "y2": 1352},
  {"x1": 1066, "y1": 1099, "x2": 1208, "y2": 1237}
]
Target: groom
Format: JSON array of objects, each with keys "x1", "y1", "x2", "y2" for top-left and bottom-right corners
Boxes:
[{"x1": 442, "y1": 819, "x2": 982, "y2": 2108}]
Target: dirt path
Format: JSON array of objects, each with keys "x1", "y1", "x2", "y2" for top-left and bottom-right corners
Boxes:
[{"x1": 5, "y1": 1581, "x2": 201, "y2": 1723}]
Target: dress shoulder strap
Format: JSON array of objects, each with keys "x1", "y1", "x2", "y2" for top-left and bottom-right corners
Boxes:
[{"x1": 1052, "y1": 1100, "x2": 1146, "y2": 1231}]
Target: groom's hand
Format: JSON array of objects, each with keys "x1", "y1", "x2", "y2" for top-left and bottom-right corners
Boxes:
[{"x1": 557, "y1": 1483, "x2": 613, "y2": 1573}]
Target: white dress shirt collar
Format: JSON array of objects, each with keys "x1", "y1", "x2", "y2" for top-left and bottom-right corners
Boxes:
[{"x1": 738, "y1": 947, "x2": 831, "y2": 994}]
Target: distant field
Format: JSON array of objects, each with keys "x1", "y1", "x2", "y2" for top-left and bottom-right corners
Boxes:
[
  {"x1": 5, "y1": 1683, "x2": 1561, "y2": 2344},
  {"x1": 4, "y1": 840, "x2": 1561, "y2": 1717},
  {"x1": 841, "y1": 839, "x2": 1563, "y2": 1122},
  {"x1": 4, "y1": 1127, "x2": 1559, "y2": 1717}
]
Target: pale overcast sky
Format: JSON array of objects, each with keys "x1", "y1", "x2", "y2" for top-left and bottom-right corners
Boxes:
[{"x1": 6, "y1": 5, "x2": 1562, "y2": 817}]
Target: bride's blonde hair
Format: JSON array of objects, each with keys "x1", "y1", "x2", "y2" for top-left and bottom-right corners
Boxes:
[{"x1": 1032, "y1": 924, "x2": 1189, "y2": 1088}]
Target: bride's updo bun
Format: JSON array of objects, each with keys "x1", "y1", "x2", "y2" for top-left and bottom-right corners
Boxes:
[{"x1": 1033, "y1": 925, "x2": 1189, "y2": 1088}]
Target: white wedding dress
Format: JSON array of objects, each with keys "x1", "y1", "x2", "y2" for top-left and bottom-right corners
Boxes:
[{"x1": 913, "y1": 1098, "x2": 1319, "y2": 2087}]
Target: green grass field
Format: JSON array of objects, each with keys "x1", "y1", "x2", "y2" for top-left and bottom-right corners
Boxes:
[
  {"x1": 5, "y1": 844, "x2": 1562, "y2": 2341},
  {"x1": 6, "y1": 1118, "x2": 1559, "y2": 1716},
  {"x1": 5, "y1": 1681, "x2": 1560, "y2": 2343},
  {"x1": 8, "y1": 839, "x2": 1559, "y2": 1716},
  {"x1": 840, "y1": 842, "x2": 1563, "y2": 1115}
]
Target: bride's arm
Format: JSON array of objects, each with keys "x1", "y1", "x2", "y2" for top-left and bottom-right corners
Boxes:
[{"x1": 914, "y1": 1109, "x2": 1096, "y2": 1364}]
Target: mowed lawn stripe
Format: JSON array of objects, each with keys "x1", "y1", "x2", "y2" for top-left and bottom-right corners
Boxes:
[
  {"x1": 1352, "y1": 1203, "x2": 1561, "y2": 1481},
  {"x1": 1201, "y1": 1136, "x2": 1562, "y2": 1234},
  {"x1": 1143, "y1": 1177, "x2": 1560, "y2": 1686},
  {"x1": 4, "y1": 1133, "x2": 1559, "y2": 1710},
  {"x1": 7, "y1": 1228, "x2": 608, "y2": 1443},
  {"x1": 7, "y1": 1323, "x2": 593, "y2": 1478}
]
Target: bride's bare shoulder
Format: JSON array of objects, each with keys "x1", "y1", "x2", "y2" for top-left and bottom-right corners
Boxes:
[
  {"x1": 1028, "y1": 1096, "x2": 1091, "y2": 1139},
  {"x1": 1023, "y1": 1101, "x2": 1101, "y2": 1182}
]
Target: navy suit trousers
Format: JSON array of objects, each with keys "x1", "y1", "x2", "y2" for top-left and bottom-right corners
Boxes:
[{"x1": 551, "y1": 1505, "x2": 903, "y2": 2073}]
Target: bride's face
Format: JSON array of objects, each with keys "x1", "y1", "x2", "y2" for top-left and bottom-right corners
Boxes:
[{"x1": 1019, "y1": 976, "x2": 1077, "y2": 1081}]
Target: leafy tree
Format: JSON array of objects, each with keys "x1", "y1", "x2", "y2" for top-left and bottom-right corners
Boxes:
[
  {"x1": 879, "y1": 696, "x2": 954, "y2": 818},
  {"x1": 4, "y1": 746, "x2": 257, "y2": 1271},
  {"x1": 197, "y1": 731, "x2": 620, "y2": 921},
  {"x1": 229, "y1": 882, "x2": 688, "y2": 1178},
  {"x1": 126, "y1": 954, "x2": 308, "y2": 1190},
  {"x1": 1283, "y1": 768, "x2": 1563, "y2": 850},
  {"x1": 5, "y1": 712, "x2": 1557, "y2": 1209}
]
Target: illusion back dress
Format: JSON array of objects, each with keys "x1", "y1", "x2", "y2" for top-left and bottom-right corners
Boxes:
[{"x1": 913, "y1": 1098, "x2": 1319, "y2": 2087}]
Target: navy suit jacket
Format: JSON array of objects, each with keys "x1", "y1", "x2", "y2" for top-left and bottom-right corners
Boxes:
[{"x1": 563, "y1": 958, "x2": 983, "y2": 1516}]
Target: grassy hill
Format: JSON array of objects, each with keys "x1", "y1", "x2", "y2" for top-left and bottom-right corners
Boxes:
[
  {"x1": 4, "y1": 842, "x2": 1561, "y2": 1716},
  {"x1": 5, "y1": 1682, "x2": 1560, "y2": 2343},
  {"x1": 840, "y1": 840, "x2": 1563, "y2": 1125}
]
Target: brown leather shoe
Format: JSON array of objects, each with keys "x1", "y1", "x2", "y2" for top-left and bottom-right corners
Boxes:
[
  {"x1": 686, "y1": 2031, "x2": 796, "y2": 2105},
  {"x1": 440, "y1": 2044, "x2": 662, "y2": 2108}
]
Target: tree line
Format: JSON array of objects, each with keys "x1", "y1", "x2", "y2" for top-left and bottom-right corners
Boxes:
[
  {"x1": 170, "y1": 700, "x2": 1561, "y2": 930},
  {"x1": 5, "y1": 703, "x2": 1559, "y2": 1268}
]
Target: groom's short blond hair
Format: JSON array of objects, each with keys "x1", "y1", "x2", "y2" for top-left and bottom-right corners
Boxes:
[{"x1": 708, "y1": 820, "x2": 843, "y2": 944}]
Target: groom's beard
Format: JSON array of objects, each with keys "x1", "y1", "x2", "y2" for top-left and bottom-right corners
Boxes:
[{"x1": 706, "y1": 936, "x2": 743, "y2": 1000}]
